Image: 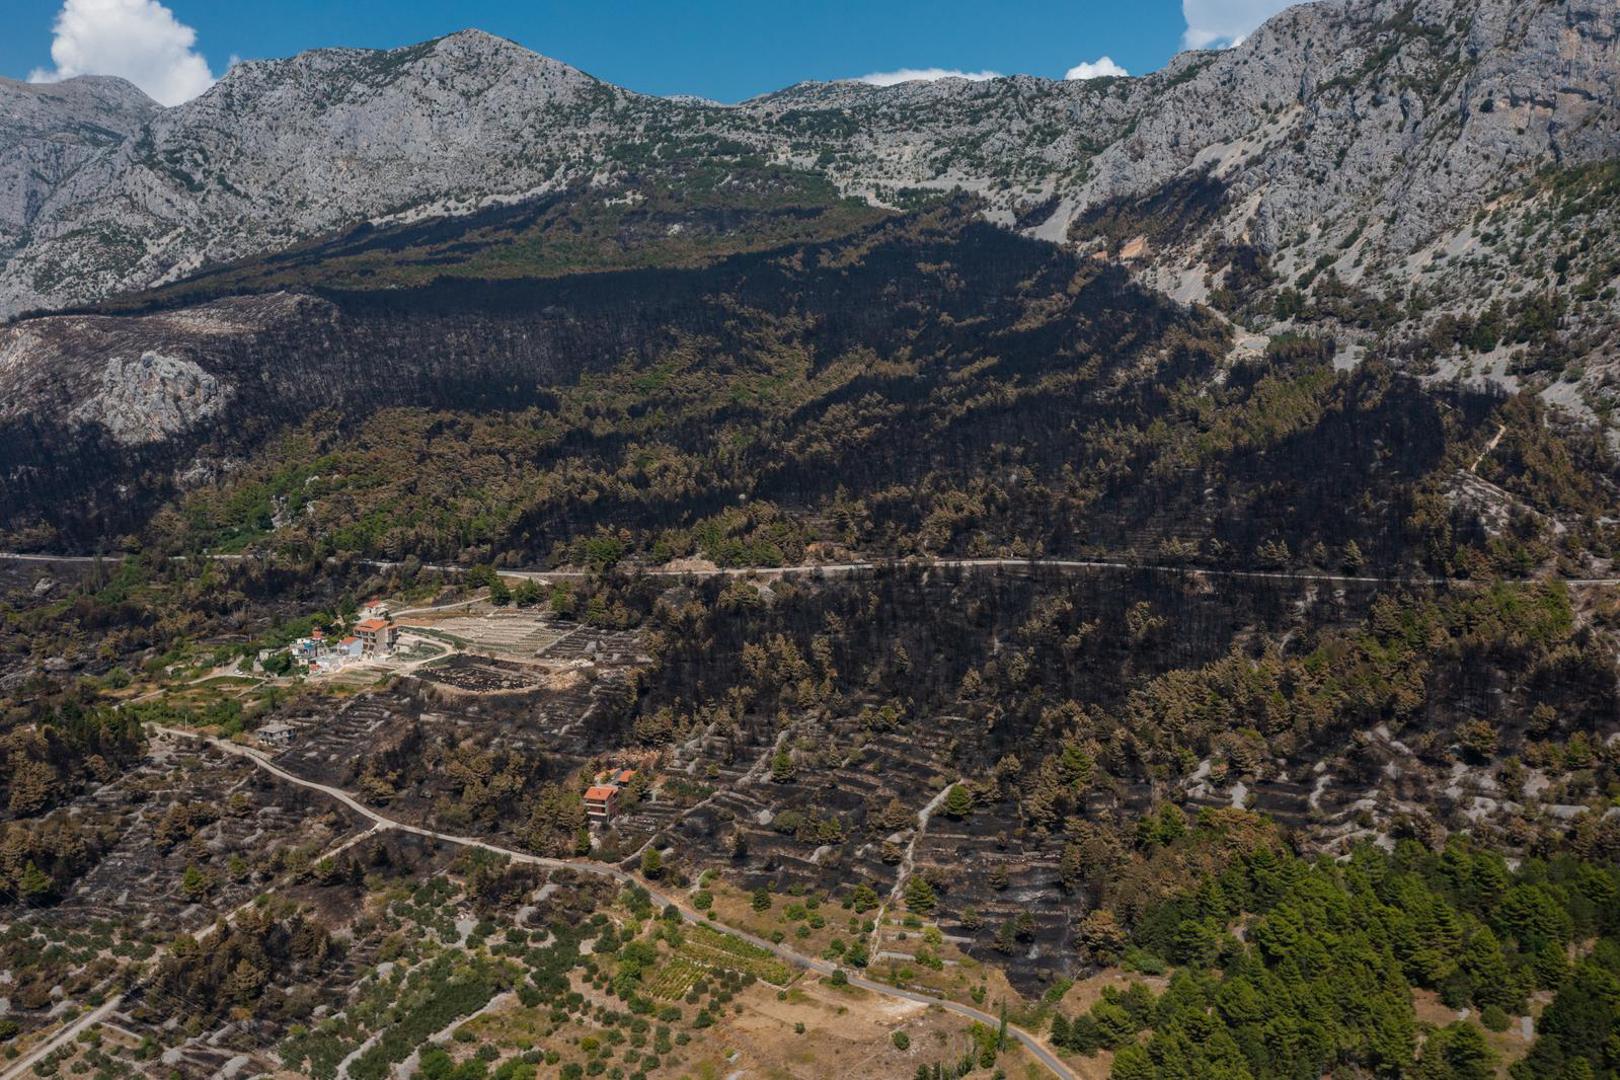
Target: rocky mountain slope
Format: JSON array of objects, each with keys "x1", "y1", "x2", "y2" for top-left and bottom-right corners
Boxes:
[
  {"x1": 4, "y1": 1, "x2": 1617, "y2": 326},
  {"x1": 0, "y1": 74, "x2": 157, "y2": 271},
  {"x1": 1, "y1": 0, "x2": 1618, "y2": 554},
  {"x1": 4, "y1": 200, "x2": 1612, "y2": 593}
]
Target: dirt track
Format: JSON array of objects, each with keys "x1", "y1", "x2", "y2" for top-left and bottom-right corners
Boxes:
[{"x1": 142, "y1": 726, "x2": 1080, "y2": 1080}]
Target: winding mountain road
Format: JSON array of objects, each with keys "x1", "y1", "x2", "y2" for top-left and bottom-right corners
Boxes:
[
  {"x1": 9, "y1": 549, "x2": 1620, "y2": 588},
  {"x1": 148, "y1": 726, "x2": 1078, "y2": 1080}
]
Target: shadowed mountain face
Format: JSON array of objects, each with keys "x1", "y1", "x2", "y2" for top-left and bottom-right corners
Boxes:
[
  {"x1": 5, "y1": 199, "x2": 1606, "y2": 586},
  {"x1": 0, "y1": 208, "x2": 1219, "y2": 543}
]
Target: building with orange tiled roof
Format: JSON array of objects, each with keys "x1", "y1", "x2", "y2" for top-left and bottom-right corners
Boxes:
[
  {"x1": 354, "y1": 618, "x2": 398, "y2": 656},
  {"x1": 583, "y1": 785, "x2": 620, "y2": 822}
]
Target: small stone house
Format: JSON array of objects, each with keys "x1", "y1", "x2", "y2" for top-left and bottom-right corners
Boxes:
[{"x1": 258, "y1": 721, "x2": 296, "y2": 746}]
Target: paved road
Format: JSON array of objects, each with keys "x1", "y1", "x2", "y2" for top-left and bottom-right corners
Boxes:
[
  {"x1": 10, "y1": 549, "x2": 1619, "y2": 588},
  {"x1": 0, "y1": 553, "x2": 116, "y2": 564},
  {"x1": 150, "y1": 727, "x2": 1077, "y2": 1080},
  {"x1": 404, "y1": 556, "x2": 1483, "y2": 588}
]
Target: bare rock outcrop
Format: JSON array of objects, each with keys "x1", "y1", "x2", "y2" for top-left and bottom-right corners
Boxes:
[
  {"x1": 3, "y1": 3, "x2": 1616, "y2": 322},
  {"x1": 69, "y1": 353, "x2": 226, "y2": 446}
]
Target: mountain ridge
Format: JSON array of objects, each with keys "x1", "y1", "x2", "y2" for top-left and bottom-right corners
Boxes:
[
  {"x1": 1, "y1": 0, "x2": 1618, "y2": 418},
  {"x1": 0, "y1": 73, "x2": 159, "y2": 273},
  {"x1": 0, "y1": 2, "x2": 1607, "y2": 302}
]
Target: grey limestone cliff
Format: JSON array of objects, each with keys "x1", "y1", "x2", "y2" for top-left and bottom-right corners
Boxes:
[{"x1": 1, "y1": 1, "x2": 1618, "y2": 418}]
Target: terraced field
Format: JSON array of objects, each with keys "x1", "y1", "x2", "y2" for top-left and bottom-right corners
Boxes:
[
  {"x1": 399, "y1": 609, "x2": 567, "y2": 657},
  {"x1": 680, "y1": 923, "x2": 795, "y2": 987},
  {"x1": 645, "y1": 954, "x2": 708, "y2": 999}
]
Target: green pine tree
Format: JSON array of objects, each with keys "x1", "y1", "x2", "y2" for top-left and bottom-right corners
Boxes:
[
  {"x1": 942, "y1": 784, "x2": 974, "y2": 819},
  {"x1": 17, "y1": 861, "x2": 52, "y2": 904}
]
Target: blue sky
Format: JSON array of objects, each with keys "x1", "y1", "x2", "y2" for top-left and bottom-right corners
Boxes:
[{"x1": 6, "y1": 0, "x2": 1294, "y2": 107}]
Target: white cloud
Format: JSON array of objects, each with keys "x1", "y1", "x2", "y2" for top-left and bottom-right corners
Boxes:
[
  {"x1": 28, "y1": 0, "x2": 215, "y2": 107},
  {"x1": 855, "y1": 67, "x2": 1002, "y2": 88},
  {"x1": 1064, "y1": 56, "x2": 1129, "y2": 81},
  {"x1": 1181, "y1": 0, "x2": 1294, "y2": 50}
]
